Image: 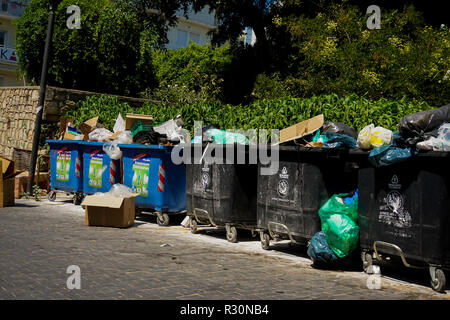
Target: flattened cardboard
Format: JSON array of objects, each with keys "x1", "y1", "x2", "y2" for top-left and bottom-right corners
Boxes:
[
  {"x1": 0, "y1": 160, "x2": 15, "y2": 208},
  {"x1": 125, "y1": 114, "x2": 154, "y2": 130},
  {"x1": 108, "y1": 131, "x2": 122, "y2": 141},
  {"x1": 82, "y1": 195, "x2": 136, "y2": 228},
  {"x1": 59, "y1": 117, "x2": 74, "y2": 139},
  {"x1": 276, "y1": 114, "x2": 324, "y2": 145},
  {"x1": 81, "y1": 195, "x2": 125, "y2": 209},
  {"x1": 0, "y1": 156, "x2": 14, "y2": 178}
]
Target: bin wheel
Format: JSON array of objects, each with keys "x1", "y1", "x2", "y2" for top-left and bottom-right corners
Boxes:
[
  {"x1": 362, "y1": 252, "x2": 373, "y2": 273},
  {"x1": 260, "y1": 232, "x2": 270, "y2": 250},
  {"x1": 48, "y1": 191, "x2": 57, "y2": 202},
  {"x1": 430, "y1": 268, "x2": 446, "y2": 293},
  {"x1": 157, "y1": 213, "x2": 170, "y2": 226},
  {"x1": 226, "y1": 225, "x2": 238, "y2": 243},
  {"x1": 190, "y1": 219, "x2": 198, "y2": 234}
]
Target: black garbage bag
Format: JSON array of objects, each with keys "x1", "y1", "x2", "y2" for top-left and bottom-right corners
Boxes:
[
  {"x1": 133, "y1": 128, "x2": 167, "y2": 144},
  {"x1": 322, "y1": 122, "x2": 357, "y2": 139},
  {"x1": 398, "y1": 104, "x2": 450, "y2": 146}
]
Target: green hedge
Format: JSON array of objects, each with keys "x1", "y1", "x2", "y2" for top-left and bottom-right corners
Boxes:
[{"x1": 64, "y1": 94, "x2": 435, "y2": 139}]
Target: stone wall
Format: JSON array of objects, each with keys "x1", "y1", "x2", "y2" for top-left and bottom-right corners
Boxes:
[{"x1": 0, "y1": 86, "x2": 150, "y2": 166}]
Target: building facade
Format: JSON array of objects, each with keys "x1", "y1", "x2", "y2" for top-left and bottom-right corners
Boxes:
[
  {"x1": 165, "y1": 6, "x2": 217, "y2": 50},
  {"x1": 0, "y1": 1, "x2": 27, "y2": 87}
]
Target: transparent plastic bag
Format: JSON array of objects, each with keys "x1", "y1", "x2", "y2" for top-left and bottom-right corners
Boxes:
[
  {"x1": 89, "y1": 128, "x2": 113, "y2": 142},
  {"x1": 93, "y1": 184, "x2": 133, "y2": 198},
  {"x1": 416, "y1": 123, "x2": 450, "y2": 151},
  {"x1": 113, "y1": 113, "x2": 125, "y2": 133},
  {"x1": 102, "y1": 131, "x2": 132, "y2": 160},
  {"x1": 107, "y1": 184, "x2": 133, "y2": 198},
  {"x1": 357, "y1": 124, "x2": 374, "y2": 149}
]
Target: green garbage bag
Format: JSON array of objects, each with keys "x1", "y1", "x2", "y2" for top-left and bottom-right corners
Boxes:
[
  {"x1": 206, "y1": 129, "x2": 250, "y2": 145},
  {"x1": 318, "y1": 193, "x2": 359, "y2": 258}
]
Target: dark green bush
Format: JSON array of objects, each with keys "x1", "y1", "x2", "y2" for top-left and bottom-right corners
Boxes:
[
  {"x1": 256, "y1": 3, "x2": 450, "y2": 106},
  {"x1": 143, "y1": 43, "x2": 233, "y2": 103}
]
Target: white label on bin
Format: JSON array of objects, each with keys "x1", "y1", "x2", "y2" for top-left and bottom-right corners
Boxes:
[
  {"x1": 277, "y1": 179, "x2": 289, "y2": 197},
  {"x1": 379, "y1": 189, "x2": 412, "y2": 235},
  {"x1": 56, "y1": 150, "x2": 71, "y2": 182},
  {"x1": 88, "y1": 152, "x2": 103, "y2": 188},
  {"x1": 132, "y1": 155, "x2": 150, "y2": 197}
]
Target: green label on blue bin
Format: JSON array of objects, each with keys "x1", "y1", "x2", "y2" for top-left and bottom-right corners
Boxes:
[
  {"x1": 88, "y1": 152, "x2": 103, "y2": 188},
  {"x1": 56, "y1": 151, "x2": 71, "y2": 182},
  {"x1": 132, "y1": 155, "x2": 150, "y2": 197}
]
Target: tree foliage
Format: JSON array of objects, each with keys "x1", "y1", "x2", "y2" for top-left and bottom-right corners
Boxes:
[
  {"x1": 253, "y1": 2, "x2": 450, "y2": 106},
  {"x1": 14, "y1": 0, "x2": 176, "y2": 96}
]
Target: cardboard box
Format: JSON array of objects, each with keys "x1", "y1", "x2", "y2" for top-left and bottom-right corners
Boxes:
[
  {"x1": 63, "y1": 126, "x2": 83, "y2": 140},
  {"x1": 81, "y1": 195, "x2": 136, "y2": 228},
  {"x1": 60, "y1": 116, "x2": 104, "y2": 140},
  {"x1": 1, "y1": 157, "x2": 21, "y2": 208},
  {"x1": 276, "y1": 114, "x2": 324, "y2": 145},
  {"x1": 125, "y1": 113, "x2": 154, "y2": 131},
  {"x1": 14, "y1": 171, "x2": 50, "y2": 199}
]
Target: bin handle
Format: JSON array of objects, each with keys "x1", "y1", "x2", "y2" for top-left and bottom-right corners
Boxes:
[
  {"x1": 194, "y1": 208, "x2": 218, "y2": 227},
  {"x1": 267, "y1": 221, "x2": 298, "y2": 244},
  {"x1": 373, "y1": 241, "x2": 425, "y2": 269}
]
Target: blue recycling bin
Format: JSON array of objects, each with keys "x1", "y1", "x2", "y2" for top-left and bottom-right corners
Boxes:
[
  {"x1": 119, "y1": 144, "x2": 186, "y2": 226},
  {"x1": 79, "y1": 141, "x2": 122, "y2": 195},
  {"x1": 47, "y1": 140, "x2": 83, "y2": 203}
]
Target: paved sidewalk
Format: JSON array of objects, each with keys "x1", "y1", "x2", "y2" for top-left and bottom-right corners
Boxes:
[{"x1": 0, "y1": 199, "x2": 448, "y2": 300}]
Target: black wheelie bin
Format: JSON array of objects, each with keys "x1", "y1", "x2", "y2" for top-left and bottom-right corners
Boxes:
[
  {"x1": 353, "y1": 149, "x2": 450, "y2": 292},
  {"x1": 257, "y1": 146, "x2": 359, "y2": 250},
  {"x1": 186, "y1": 143, "x2": 258, "y2": 242}
]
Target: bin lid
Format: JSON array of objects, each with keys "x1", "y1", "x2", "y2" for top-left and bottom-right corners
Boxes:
[
  {"x1": 46, "y1": 139, "x2": 81, "y2": 144},
  {"x1": 118, "y1": 144, "x2": 174, "y2": 150}
]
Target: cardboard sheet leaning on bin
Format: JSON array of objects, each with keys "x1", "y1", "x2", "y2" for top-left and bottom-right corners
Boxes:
[
  {"x1": 0, "y1": 157, "x2": 23, "y2": 207},
  {"x1": 272, "y1": 114, "x2": 324, "y2": 146}
]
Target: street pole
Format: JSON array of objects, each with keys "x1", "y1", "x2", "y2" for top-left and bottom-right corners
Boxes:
[{"x1": 27, "y1": 1, "x2": 59, "y2": 195}]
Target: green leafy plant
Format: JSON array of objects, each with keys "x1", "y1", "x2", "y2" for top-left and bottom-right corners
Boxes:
[
  {"x1": 32, "y1": 185, "x2": 41, "y2": 201},
  {"x1": 65, "y1": 93, "x2": 435, "y2": 141}
]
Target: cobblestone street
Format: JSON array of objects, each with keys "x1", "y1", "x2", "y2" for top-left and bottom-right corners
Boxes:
[{"x1": 0, "y1": 198, "x2": 449, "y2": 301}]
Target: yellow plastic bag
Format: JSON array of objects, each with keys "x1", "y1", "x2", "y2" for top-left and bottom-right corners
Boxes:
[
  {"x1": 357, "y1": 124, "x2": 393, "y2": 149},
  {"x1": 369, "y1": 126, "x2": 393, "y2": 148}
]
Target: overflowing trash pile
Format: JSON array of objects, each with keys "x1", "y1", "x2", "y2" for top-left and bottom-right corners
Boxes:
[
  {"x1": 58, "y1": 113, "x2": 191, "y2": 160},
  {"x1": 275, "y1": 104, "x2": 450, "y2": 167},
  {"x1": 298, "y1": 104, "x2": 449, "y2": 267}
]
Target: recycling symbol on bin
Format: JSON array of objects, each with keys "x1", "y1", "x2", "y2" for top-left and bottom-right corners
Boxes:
[{"x1": 277, "y1": 179, "x2": 289, "y2": 197}]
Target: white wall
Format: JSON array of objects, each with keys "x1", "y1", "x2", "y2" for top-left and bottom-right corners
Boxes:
[
  {"x1": 166, "y1": 6, "x2": 215, "y2": 50},
  {"x1": 0, "y1": 17, "x2": 16, "y2": 48}
]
